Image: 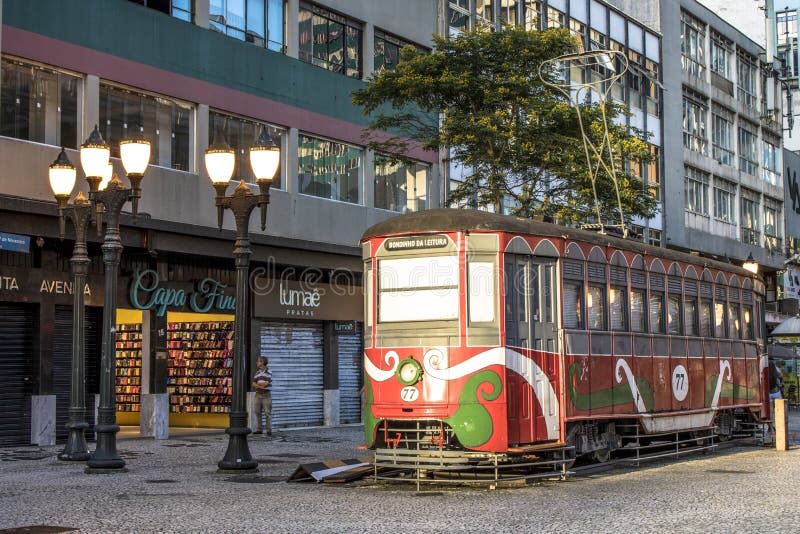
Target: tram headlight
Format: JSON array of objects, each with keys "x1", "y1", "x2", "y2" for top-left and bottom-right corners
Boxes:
[{"x1": 396, "y1": 357, "x2": 423, "y2": 386}]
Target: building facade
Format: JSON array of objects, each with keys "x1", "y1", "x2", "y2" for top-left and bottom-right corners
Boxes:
[
  {"x1": 442, "y1": 0, "x2": 665, "y2": 246},
  {"x1": 609, "y1": 0, "x2": 786, "y2": 315},
  {"x1": 0, "y1": 0, "x2": 440, "y2": 445}
]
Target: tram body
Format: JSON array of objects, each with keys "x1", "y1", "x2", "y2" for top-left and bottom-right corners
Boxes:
[{"x1": 362, "y1": 209, "x2": 768, "y2": 458}]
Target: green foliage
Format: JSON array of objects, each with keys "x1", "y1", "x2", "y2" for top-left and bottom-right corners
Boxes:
[{"x1": 352, "y1": 26, "x2": 658, "y2": 224}]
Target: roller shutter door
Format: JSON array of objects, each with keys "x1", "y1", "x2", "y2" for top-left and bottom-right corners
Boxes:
[
  {"x1": 260, "y1": 322, "x2": 323, "y2": 428},
  {"x1": 0, "y1": 304, "x2": 34, "y2": 446},
  {"x1": 54, "y1": 305, "x2": 101, "y2": 442},
  {"x1": 337, "y1": 324, "x2": 363, "y2": 424}
]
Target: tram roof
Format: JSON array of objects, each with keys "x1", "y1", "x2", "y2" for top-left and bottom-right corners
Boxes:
[{"x1": 362, "y1": 208, "x2": 753, "y2": 277}]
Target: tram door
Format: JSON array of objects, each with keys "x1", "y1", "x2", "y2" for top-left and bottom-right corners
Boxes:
[{"x1": 505, "y1": 255, "x2": 559, "y2": 444}]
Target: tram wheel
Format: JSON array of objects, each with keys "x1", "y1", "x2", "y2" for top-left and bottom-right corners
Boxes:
[{"x1": 592, "y1": 448, "x2": 611, "y2": 463}]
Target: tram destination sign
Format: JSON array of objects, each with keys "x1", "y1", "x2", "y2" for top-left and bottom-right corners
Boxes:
[{"x1": 385, "y1": 235, "x2": 448, "y2": 251}]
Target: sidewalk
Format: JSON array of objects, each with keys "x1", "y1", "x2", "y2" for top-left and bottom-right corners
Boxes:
[{"x1": 1, "y1": 416, "x2": 799, "y2": 533}]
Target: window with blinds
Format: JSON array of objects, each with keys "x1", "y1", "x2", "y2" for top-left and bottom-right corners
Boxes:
[
  {"x1": 587, "y1": 285, "x2": 606, "y2": 330},
  {"x1": 684, "y1": 297, "x2": 697, "y2": 336},
  {"x1": 727, "y1": 303, "x2": 740, "y2": 339},
  {"x1": 742, "y1": 305, "x2": 753, "y2": 339},
  {"x1": 610, "y1": 286, "x2": 627, "y2": 331},
  {"x1": 667, "y1": 295, "x2": 682, "y2": 335},
  {"x1": 631, "y1": 289, "x2": 646, "y2": 332},
  {"x1": 699, "y1": 298, "x2": 712, "y2": 337},
  {"x1": 563, "y1": 281, "x2": 583, "y2": 329},
  {"x1": 714, "y1": 301, "x2": 726, "y2": 337},
  {"x1": 649, "y1": 292, "x2": 664, "y2": 334}
]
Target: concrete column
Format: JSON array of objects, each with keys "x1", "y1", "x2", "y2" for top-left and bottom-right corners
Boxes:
[
  {"x1": 31, "y1": 395, "x2": 56, "y2": 446},
  {"x1": 140, "y1": 393, "x2": 169, "y2": 439},
  {"x1": 286, "y1": 0, "x2": 300, "y2": 59},
  {"x1": 141, "y1": 313, "x2": 151, "y2": 395},
  {"x1": 430, "y1": 161, "x2": 441, "y2": 209},
  {"x1": 774, "y1": 398, "x2": 788, "y2": 451},
  {"x1": 362, "y1": 22, "x2": 375, "y2": 81},
  {"x1": 83, "y1": 75, "x2": 100, "y2": 142},
  {"x1": 322, "y1": 322, "x2": 340, "y2": 426},
  {"x1": 286, "y1": 127, "x2": 299, "y2": 194},
  {"x1": 364, "y1": 149, "x2": 375, "y2": 208},
  {"x1": 197, "y1": 104, "x2": 210, "y2": 181},
  {"x1": 195, "y1": 0, "x2": 210, "y2": 29}
]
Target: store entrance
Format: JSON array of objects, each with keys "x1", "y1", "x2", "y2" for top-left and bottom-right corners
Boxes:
[{"x1": 114, "y1": 309, "x2": 234, "y2": 428}]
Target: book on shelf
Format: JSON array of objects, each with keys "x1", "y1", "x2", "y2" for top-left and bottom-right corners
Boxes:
[{"x1": 115, "y1": 323, "x2": 142, "y2": 413}]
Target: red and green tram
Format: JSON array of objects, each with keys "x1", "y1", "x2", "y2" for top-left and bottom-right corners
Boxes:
[{"x1": 361, "y1": 209, "x2": 768, "y2": 462}]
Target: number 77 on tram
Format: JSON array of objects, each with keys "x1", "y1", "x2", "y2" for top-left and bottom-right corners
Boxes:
[{"x1": 361, "y1": 209, "x2": 769, "y2": 460}]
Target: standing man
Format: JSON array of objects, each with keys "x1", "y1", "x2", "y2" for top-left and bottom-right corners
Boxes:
[{"x1": 252, "y1": 356, "x2": 272, "y2": 435}]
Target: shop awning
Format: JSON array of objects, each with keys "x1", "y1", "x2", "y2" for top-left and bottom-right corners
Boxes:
[{"x1": 769, "y1": 315, "x2": 800, "y2": 337}]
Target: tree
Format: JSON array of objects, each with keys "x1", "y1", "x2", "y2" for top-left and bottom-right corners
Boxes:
[{"x1": 352, "y1": 26, "x2": 658, "y2": 226}]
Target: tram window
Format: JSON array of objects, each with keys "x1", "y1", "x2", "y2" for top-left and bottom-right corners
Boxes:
[
  {"x1": 563, "y1": 281, "x2": 583, "y2": 329},
  {"x1": 743, "y1": 305, "x2": 753, "y2": 339},
  {"x1": 630, "y1": 289, "x2": 646, "y2": 332},
  {"x1": 667, "y1": 295, "x2": 682, "y2": 335},
  {"x1": 649, "y1": 292, "x2": 665, "y2": 333},
  {"x1": 378, "y1": 256, "x2": 459, "y2": 322},
  {"x1": 610, "y1": 286, "x2": 627, "y2": 331},
  {"x1": 684, "y1": 296, "x2": 698, "y2": 336},
  {"x1": 587, "y1": 284, "x2": 606, "y2": 330},
  {"x1": 728, "y1": 303, "x2": 740, "y2": 338},
  {"x1": 468, "y1": 261, "x2": 495, "y2": 323},
  {"x1": 699, "y1": 298, "x2": 712, "y2": 336},
  {"x1": 714, "y1": 301, "x2": 726, "y2": 337},
  {"x1": 542, "y1": 264, "x2": 554, "y2": 323}
]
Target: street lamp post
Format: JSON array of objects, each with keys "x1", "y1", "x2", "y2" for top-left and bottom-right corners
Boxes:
[
  {"x1": 75, "y1": 125, "x2": 151, "y2": 473},
  {"x1": 49, "y1": 148, "x2": 96, "y2": 461},
  {"x1": 206, "y1": 128, "x2": 280, "y2": 472}
]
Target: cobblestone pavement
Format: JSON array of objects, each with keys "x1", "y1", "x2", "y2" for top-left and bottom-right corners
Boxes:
[{"x1": 1, "y1": 414, "x2": 798, "y2": 534}]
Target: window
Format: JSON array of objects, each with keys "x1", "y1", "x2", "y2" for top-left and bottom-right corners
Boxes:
[
  {"x1": 684, "y1": 296, "x2": 697, "y2": 336},
  {"x1": 777, "y1": 10, "x2": 798, "y2": 47},
  {"x1": 299, "y1": 2, "x2": 362, "y2": 78},
  {"x1": 547, "y1": 6, "x2": 565, "y2": 28},
  {"x1": 762, "y1": 137, "x2": 780, "y2": 186},
  {"x1": 683, "y1": 92, "x2": 707, "y2": 154},
  {"x1": 1, "y1": 56, "x2": 80, "y2": 149},
  {"x1": 648, "y1": 229, "x2": 662, "y2": 247},
  {"x1": 374, "y1": 31, "x2": 424, "y2": 73},
  {"x1": 649, "y1": 292, "x2": 664, "y2": 334},
  {"x1": 129, "y1": 0, "x2": 193, "y2": 21},
  {"x1": 764, "y1": 197, "x2": 782, "y2": 251},
  {"x1": 587, "y1": 284, "x2": 606, "y2": 330},
  {"x1": 738, "y1": 121, "x2": 758, "y2": 176},
  {"x1": 727, "y1": 302, "x2": 740, "y2": 339},
  {"x1": 298, "y1": 134, "x2": 361, "y2": 204},
  {"x1": 210, "y1": 0, "x2": 284, "y2": 51},
  {"x1": 610, "y1": 265, "x2": 627, "y2": 332},
  {"x1": 476, "y1": 0, "x2": 495, "y2": 26},
  {"x1": 449, "y1": 1, "x2": 470, "y2": 33},
  {"x1": 468, "y1": 260, "x2": 495, "y2": 323},
  {"x1": 644, "y1": 59, "x2": 660, "y2": 116},
  {"x1": 209, "y1": 110, "x2": 285, "y2": 188},
  {"x1": 99, "y1": 83, "x2": 192, "y2": 171},
  {"x1": 742, "y1": 305, "x2": 754, "y2": 339},
  {"x1": 714, "y1": 284, "x2": 727, "y2": 337},
  {"x1": 667, "y1": 294, "x2": 681, "y2": 335},
  {"x1": 563, "y1": 281, "x2": 583, "y2": 329},
  {"x1": 374, "y1": 156, "x2": 429, "y2": 212},
  {"x1": 711, "y1": 105, "x2": 734, "y2": 166},
  {"x1": 685, "y1": 166, "x2": 709, "y2": 215},
  {"x1": 631, "y1": 289, "x2": 646, "y2": 332},
  {"x1": 710, "y1": 32, "x2": 732, "y2": 79},
  {"x1": 699, "y1": 298, "x2": 712, "y2": 336},
  {"x1": 713, "y1": 178, "x2": 736, "y2": 224},
  {"x1": 379, "y1": 256, "x2": 459, "y2": 322},
  {"x1": 645, "y1": 145, "x2": 661, "y2": 201},
  {"x1": 627, "y1": 50, "x2": 643, "y2": 110},
  {"x1": 681, "y1": 11, "x2": 705, "y2": 77},
  {"x1": 737, "y1": 52, "x2": 758, "y2": 110},
  {"x1": 741, "y1": 190, "x2": 760, "y2": 245}
]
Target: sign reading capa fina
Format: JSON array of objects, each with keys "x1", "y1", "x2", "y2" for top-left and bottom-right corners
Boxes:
[{"x1": 130, "y1": 269, "x2": 235, "y2": 317}]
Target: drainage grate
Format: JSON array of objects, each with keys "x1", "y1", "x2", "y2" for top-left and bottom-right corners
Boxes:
[
  {"x1": 705, "y1": 469, "x2": 755, "y2": 474},
  {"x1": 0, "y1": 450, "x2": 52, "y2": 462},
  {"x1": 227, "y1": 475, "x2": 285, "y2": 484},
  {"x1": 145, "y1": 479, "x2": 179, "y2": 484}
]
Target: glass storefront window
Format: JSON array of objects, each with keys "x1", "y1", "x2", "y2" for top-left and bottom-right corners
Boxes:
[
  {"x1": 100, "y1": 83, "x2": 193, "y2": 171},
  {"x1": 298, "y1": 134, "x2": 361, "y2": 204},
  {"x1": 209, "y1": 110, "x2": 286, "y2": 188},
  {"x1": 0, "y1": 56, "x2": 80, "y2": 149},
  {"x1": 374, "y1": 155, "x2": 429, "y2": 212}
]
